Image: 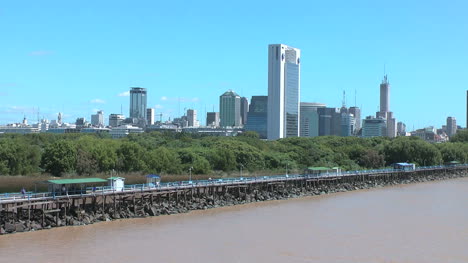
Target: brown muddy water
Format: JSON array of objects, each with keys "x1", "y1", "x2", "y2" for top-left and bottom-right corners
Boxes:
[{"x1": 1, "y1": 178, "x2": 468, "y2": 263}]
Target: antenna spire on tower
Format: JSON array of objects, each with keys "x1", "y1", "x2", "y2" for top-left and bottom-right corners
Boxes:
[{"x1": 342, "y1": 90, "x2": 346, "y2": 108}]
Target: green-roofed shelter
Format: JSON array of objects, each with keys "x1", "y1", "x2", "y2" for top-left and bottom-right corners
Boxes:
[
  {"x1": 445, "y1": 161, "x2": 461, "y2": 166},
  {"x1": 304, "y1": 167, "x2": 341, "y2": 176},
  {"x1": 45, "y1": 178, "x2": 107, "y2": 195}
]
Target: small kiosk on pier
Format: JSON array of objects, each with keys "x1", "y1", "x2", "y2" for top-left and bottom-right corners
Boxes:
[
  {"x1": 108, "y1": 177, "x2": 125, "y2": 191},
  {"x1": 146, "y1": 174, "x2": 161, "y2": 188}
]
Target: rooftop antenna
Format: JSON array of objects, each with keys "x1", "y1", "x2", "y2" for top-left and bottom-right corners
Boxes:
[
  {"x1": 354, "y1": 89, "x2": 357, "y2": 107},
  {"x1": 178, "y1": 97, "x2": 181, "y2": 118},
  {"x1": 120, "y1": 104, "x2": 123, "y2": 115},
  {"x1": 342, "y1": 90, "x2": 346, "y2": 108}
]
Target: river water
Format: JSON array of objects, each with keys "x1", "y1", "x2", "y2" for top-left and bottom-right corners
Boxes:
[{"x1": 1, "y1": 178, "x2": 468, "y2": 263}]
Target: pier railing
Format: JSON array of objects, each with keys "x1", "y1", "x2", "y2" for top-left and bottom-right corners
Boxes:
[{"x1": 1, "y1": 164, "x2": 467, "y2": 204}]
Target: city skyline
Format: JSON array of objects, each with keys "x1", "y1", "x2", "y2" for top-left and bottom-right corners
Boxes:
[{"x1": 0, "y1": 1, "x2": 467, "y2": 129}]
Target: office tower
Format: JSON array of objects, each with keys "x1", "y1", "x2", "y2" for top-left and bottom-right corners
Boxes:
[
  {"x1": 91, "y1": 110, "x2": 104, "y2": 127},
  {"x1": 75, "y1": 117, "x2": 86, "y2": 126},
  {"x1": 245, "y1": 96, "x2": 268, "y2": 139},
  {"x1": 362, "y1": 116, "x2": 387, "y2": 138},
  {"x1": 447, "y1": 117, "x2": 457, "y2": 137},
  {"x1": 341, "y1": 112, "x2": 355, "y2": 137},
  {"x1": 349, "y1": 106, "x2": 361, "y2": 134},
  {"x1": 376, "y1": 75, "x2": 397, "y2": 138},
  {"x1": 129, "y1": 87, "x2": 147, "y2": 121},
  {"x1": 317, "y1": 107, "x2": 340, "y2": 136},
  {"x1": 397, "y1": 121, "x2": 406, "y2": 136},
  {"x1": 386, "y1": 112, "x2": 397, "y2": 138},
  {"x1": 187, "y1": 109, "x2": 199, "y2": 127},
  {"x1": 379, "y1": 75, "x2": 390, "y2": 115},
  {"x1": 240, "y1": 97, "x2": 249, "y2": 125},
  {"x1": 267, "y1": 44, "x2": 301, "y2": 140},
  {"x1": 220, "y1": 90, "x2": 241, "y2": 127},
  {"x1": 57, "y1": 112, "x2": 63, "y2": 125},
  {"x1": 109, "y1": 114, "x2": 125, "y2": 127},
  {"x1": 146, "y1": 108, "x2": 155, "y2": 125},
  {"x1": 206, "y1": 112, "x2": 220, "y2": 127},
  {"x1": 300, "y1": 102, "x2": 325, "y2": 137}
]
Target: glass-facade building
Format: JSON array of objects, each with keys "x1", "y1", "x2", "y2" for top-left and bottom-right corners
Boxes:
[
  {"x1": 244, "y1": 96, "x2": 268, "y2": 139},
  {"x1": 300, "y1": 102, "x2": 325, "y2": 137},
  {"x1": 130, "y1": 87, "x2": 147, "y2": 121},
  {"x1": 220, "y1": 90, "x2": 241, "y2": 127},
  {"x1": 267, "y1": 44, "x2": 301, "y2": 140}
]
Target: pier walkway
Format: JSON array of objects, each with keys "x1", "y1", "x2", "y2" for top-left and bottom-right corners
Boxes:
[{"x1": 1, "y1": 164, "x2": 466, "y2": 205}]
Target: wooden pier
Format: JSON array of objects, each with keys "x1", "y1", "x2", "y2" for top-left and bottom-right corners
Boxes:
[{"x1": 0, "y1": 165, "x2": 467, "y2": 233}]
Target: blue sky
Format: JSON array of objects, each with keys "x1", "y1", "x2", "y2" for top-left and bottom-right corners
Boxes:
[{"x1": 0, "y1": 0, "x2": 467, "y2": 129}]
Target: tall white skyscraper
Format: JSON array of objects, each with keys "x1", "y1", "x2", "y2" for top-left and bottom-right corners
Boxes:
[{"x1": 267, "y1": 44, "x2": 301, "y2": 140}]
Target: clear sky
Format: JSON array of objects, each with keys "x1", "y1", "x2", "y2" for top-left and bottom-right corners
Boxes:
[{"x1": 1, "y1": 0, "x2": 467, "y2": 129}]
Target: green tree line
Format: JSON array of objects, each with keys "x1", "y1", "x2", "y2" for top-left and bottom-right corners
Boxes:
[{"x1": 0, "y1": 130, "x2": 467, "y2": 177}]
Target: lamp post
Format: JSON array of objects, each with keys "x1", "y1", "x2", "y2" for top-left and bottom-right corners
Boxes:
[
  {"x1": 189, "y1": 166, "x2": 193, "y2": 182},
  {"x1": 240, "y1": 164, "x2": 244, "y2": 178},
  {"x1": 286, "y1": 163, "x2": 289, "y2": 176}
]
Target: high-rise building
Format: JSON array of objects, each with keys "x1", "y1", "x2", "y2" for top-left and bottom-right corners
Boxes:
[
  {"x1": 75, "y1": 117, "x2": 86, "y2": 126},
  {"x1": 362, "y1": 116, "x2": 387, "y2": 138},
  {"x1": 187, "y1": 109, "x2": 199, "y2": 127},
  {"x1": 300, "y1": 102, "x2": 325, "y2": 137},
  {"x1": 109, "y1": 114, "x2": 125, "y2": 127},
  {"x1": 386, "y1": 112, "x2": 397, "y2": 138},
  {"x1": 57, "y1": 112, "x2": 63, "y2": 125},
  {"x1": 220, "y1": 90, "x2": 241, "y2": 127},
  {"x1": 376, "y1": 75, "x2": 397, "y2": 138},
  {"x1": 146, "y1": 108, "x2": 155, "y2": 125},
  {"x1": 244, "y1": 96, "x2": 268, "y2": 139},
  {"x1": 380, "y1": 75, "x2": 390, "y2": 115},
  {"x1": 447, "y1": 117, "x2": 457, "y2": 137},
  {"x1": 349, "y1": 106, "x2": 361, "y2": 134},
  {"x1": 240, "y1": 97, "x2": 249, "y2": 125},
  {"x1": 317, "y1": 107, "x2": 340, "y2": 136},
  {"x1": 91, "y1": 110, "x2": 104, "y2": 127},
  {"x1": 129, "y1": 87, "x2": 147, "y2": 122},
  {"x1": 206, "y1": 112, "x2": 220, "y2": 127},
  {"x1": 341, "y1": 112, "x2": 355, "y2": 137},
  {"x1": 267, "y1": 44, "x2": 301, "y2": 140},
  {"x1": 397, "y1": 121, "x2": 406, "y2": 136}
]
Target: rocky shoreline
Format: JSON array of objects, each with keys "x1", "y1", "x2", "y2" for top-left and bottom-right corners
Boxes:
[{"x1": 1, "y1": 170, "x2": 467, "y2": 235}]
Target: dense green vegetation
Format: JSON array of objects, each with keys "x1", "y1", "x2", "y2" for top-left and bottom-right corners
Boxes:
[{"x1": 0, "y1": 131, "x2": 466, "y2": 177}]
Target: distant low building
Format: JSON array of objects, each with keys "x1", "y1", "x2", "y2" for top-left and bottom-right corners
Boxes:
[
  {"x1": 0, "y1": 125, "x2": 40, "y2": 134},
  {"x1": 411, "y1": 126, "x2": 447, "y2": 143},
  {"x1": 109, "y1": 114, "x2": 125, "y2": 127},
  {"x1": 109, "y1": 125, "x2": 144, "y2": 139},
  {"x1": 206, "y1": 112, "x2": 220, "y2": 128},
  {"x1": 362, "y1": 116, "x2": 386, "y2": 138}
]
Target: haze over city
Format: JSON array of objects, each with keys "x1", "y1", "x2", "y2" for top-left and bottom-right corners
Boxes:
[{"x1": 1, "y1": 1, "x2": 467, "y2": 129}]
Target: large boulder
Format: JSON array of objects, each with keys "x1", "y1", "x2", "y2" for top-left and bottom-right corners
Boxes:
[
  {"x1": 148, "y1": 207, "x2": 158, "y2": 216},
  {"x1": 15, "y1": 223, "x2": 25, "y2": 232},
  {"x1": 4, "y1": 223, "x2": 15, "y2": 233}
]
